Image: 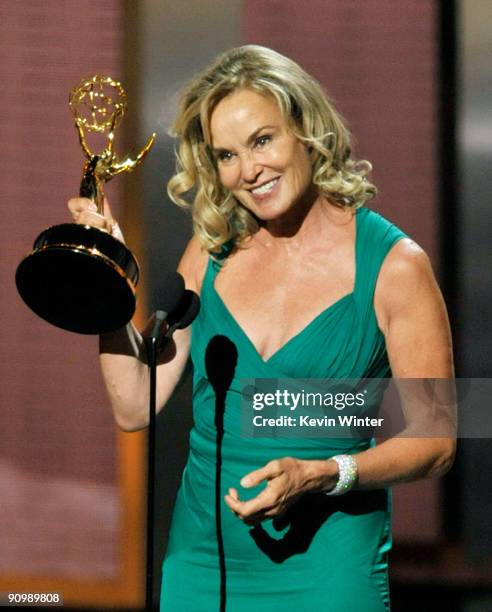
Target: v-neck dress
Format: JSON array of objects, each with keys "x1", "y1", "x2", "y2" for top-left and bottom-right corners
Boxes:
[{"x1": 160, "y1": 207, "x2": 408, "y2": 611}]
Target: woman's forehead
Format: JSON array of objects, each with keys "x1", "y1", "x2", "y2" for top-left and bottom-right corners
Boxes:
[{"x1": 209, "y1": 89, "x2": 284, "y2": 145}]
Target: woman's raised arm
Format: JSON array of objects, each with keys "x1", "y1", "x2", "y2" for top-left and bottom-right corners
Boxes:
[{"x1": 68, "y1": 196, "x2": 207, "y2": 431}]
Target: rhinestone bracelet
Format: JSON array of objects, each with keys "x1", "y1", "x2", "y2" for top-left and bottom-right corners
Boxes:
[{"x1": 325, "y1": 454, "x2": 358, "y2": 496}]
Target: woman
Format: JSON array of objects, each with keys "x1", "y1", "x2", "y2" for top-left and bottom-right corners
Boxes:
[{"x1": 69, "y1": 46, "x2": 455, "y2": 611}]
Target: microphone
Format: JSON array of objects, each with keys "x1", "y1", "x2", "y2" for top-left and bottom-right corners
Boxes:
[
  {"x1": 144, "y1": 272, "x2": 185, "y2": 340},
  {"x1": 205, "y1": 335, "x2": 238, "y2": 400},
  {"x1": 165, "y1": 290, "x2": 201, "y2": 338}
]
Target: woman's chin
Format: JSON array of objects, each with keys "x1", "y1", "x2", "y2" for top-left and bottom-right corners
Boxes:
[{"x1": 249, "y1": 199, "x2": 288, "y2": 221}]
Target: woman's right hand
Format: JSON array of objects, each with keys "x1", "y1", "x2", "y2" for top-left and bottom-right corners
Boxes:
[{"x1": 67, "y1": 196, "x2": 125, "y2": 243}]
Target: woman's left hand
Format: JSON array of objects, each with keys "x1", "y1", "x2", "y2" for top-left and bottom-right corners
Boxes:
[{"x1": 224, "y1": 457, "x2": 337, "y2": 525}]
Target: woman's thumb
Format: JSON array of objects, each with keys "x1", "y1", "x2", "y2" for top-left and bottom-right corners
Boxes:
[{"x1": 102, "y1": 196, "x2": 114, "y2": 220}]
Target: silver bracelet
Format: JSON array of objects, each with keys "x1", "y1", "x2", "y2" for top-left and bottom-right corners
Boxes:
[{"x1": 325, "y1": 454, "x2": 358, "y2": 496}]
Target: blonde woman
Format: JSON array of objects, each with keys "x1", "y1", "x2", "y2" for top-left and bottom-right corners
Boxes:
[{"x1": 69, "y1": 46, "x2": 455, "y2": 611}]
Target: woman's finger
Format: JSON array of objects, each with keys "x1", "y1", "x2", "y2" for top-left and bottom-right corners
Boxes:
[
  {"x1": 67, "y1": 197, "x2": 95, "y2": 220},
  {"x1": 68, "y1": 196, "x2": 126, "y2": 241},
  {"x1": 102, "y1": 196, "x2": 114, "y2": 220},
  {"x1": 77, "y1": 209, "x2": 113, "y2": 232}
]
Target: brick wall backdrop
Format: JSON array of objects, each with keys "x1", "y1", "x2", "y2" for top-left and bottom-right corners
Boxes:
[{"x1": 0, "y1": 0, "x2": 123, "y2": 578}]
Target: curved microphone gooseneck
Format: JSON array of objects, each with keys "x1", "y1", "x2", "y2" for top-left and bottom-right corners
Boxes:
[{"x1": 165, "y1": 289, "x2": 201, "y2": 337}]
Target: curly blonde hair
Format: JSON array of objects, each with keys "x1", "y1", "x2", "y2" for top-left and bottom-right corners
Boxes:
[{"x1": 167, "y1": 45, "x2": 377, "y2": 253}]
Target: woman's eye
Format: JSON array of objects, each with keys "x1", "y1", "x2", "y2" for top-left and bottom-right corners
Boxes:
[
  {"x1": 255, "y1": 135, "x2": 272, "y2": 148},
  {"x1": 217, "y1": 151, "x2": 234, "y2": 163}
]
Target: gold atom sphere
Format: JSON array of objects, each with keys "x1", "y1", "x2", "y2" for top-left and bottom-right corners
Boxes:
[{"x1": 69, "y1": 75, "x2": 127, "y2": 134}]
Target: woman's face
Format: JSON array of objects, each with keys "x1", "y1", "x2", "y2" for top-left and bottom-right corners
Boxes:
[{"x1": 209, "y1": 88, "x2": 313, "y2": 222}]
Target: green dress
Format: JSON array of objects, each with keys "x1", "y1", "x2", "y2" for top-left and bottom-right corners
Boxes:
[{"x1": 160, "y1": 207, "x2": 408, "y2": 611}]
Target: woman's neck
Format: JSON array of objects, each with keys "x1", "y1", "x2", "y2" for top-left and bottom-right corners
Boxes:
[{"x1": 256, "y1": 195, "x2": 348, "y2": 252}]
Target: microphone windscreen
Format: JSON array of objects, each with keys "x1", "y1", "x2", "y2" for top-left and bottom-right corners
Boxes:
[
  {"x1": 151, "y1": 272, "x2": 185, "y2": 315},
  {"x1": 205, "y1": 335, "x2": 238, "y2": 396},
  {"x1": 168, "y1": 290, "x2": 201, "y2": 329}
]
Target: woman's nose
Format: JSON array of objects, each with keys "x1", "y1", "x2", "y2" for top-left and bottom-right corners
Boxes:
[{"x1": 240, "y1": 151, "x2": 262, "y2": 184}]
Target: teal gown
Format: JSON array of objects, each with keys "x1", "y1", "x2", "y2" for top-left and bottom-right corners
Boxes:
[{"x1": 160, "y1": 207, "x2": 408, "y2": 611}]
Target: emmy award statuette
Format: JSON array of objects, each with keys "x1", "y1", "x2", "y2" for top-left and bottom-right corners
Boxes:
[{"x1": 15, "y1": 75, "x2": 155, "y2": 334}]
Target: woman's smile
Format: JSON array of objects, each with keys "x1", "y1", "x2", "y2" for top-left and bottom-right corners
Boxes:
[{"x1": 249, "y1": 176, "x2": 281, "y2": 201}]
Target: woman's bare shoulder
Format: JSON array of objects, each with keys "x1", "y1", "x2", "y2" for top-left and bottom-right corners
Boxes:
[
  {"x1": 374, "y1": 238, "x2": 442, "y2": 333},
  {"x1": 177, "y1": 235, "x2": 209, "y2": 293},
  {"x1": 379, "y1": 238, "x2": 434, "y2": 286}
]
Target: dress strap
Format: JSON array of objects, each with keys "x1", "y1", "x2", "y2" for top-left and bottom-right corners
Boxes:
[
  {"x1": 354, "y1": 208, "x2": 409, "y2": 318},
  {"x1": 202, "y1": 255, "x2": 219, "y2": 294},
  {"x1": 202, "y1": 239, "x2": 235, "y2": 291}
]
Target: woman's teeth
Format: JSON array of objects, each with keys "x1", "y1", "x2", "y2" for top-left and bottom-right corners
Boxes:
[{"x1": 251, "y1": 178, "x2": 278, "y2": 195}]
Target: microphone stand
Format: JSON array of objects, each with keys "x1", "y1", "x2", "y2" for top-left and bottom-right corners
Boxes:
[
  {"x1": 144, "y1": 314, "x2": 167, "y2": 612},
  {"x1": 144, "y1": 333, "x2": 158, "y2": 612},
  {"x1": 143, "y1": 321, "x2": 182, "y2": 609},
  {"x1": 142, "y1": 290, "x2": 199, "y2": 610}
]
